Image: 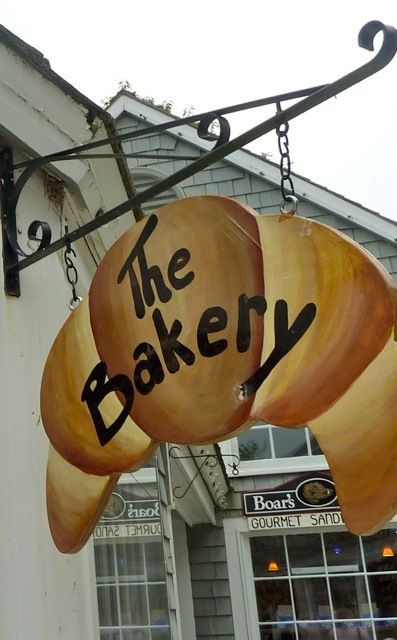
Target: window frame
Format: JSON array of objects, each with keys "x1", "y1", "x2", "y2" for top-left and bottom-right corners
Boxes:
[
  {"x1": 224, "y1": 516, "x2": 397, "y2": 640},
  {"x1": 219, "y1": 424, "x2": 329, "y2": 477}
]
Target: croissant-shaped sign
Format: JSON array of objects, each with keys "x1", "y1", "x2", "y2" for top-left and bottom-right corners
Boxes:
[{"x1": 41, "y1": 195, "x2": 397, "y2": 552}]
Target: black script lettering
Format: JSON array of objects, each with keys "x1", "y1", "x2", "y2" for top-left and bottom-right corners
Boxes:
[
  {"x1": 117, "y1": 215, "x2": 172, "y2": 319},
  {"x1": 152, "y1": 308, "x2": 195, "y2": 373},
  {"x1": 237, "y1": 294, "x2": 267, "y2": 353},
  {"x1": 168, "y1": 248, "x2": 194, "y2": 290},
  {"x1": 81, "y1": 362, "x2": 134, "y2": 446},
  {"x1": 240, "y1": 299, "x2": 316, "y2": 397},
  {"x1": 197, "y1": 306, "x2": 228, "y2": 357},
  {"x1": 133, "y1": 342, "x2": 164, "y2": 394}
]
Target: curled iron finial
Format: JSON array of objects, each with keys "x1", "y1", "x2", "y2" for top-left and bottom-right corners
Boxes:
[
  {"x1": 197, "y1": 113, "x2": 231, "y2": 149},
  {"x1": 358, "y1": 21, "x2": 397, "y2": 60},
  {"x1": 355, "y1": 21, "x2": 397, "y2": 80}
]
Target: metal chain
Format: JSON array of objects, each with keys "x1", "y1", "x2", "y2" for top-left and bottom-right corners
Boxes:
[
  {"x1": 276, "y1": 104, "x2": 298, "y2": 215},
  {"x1": 63, "y1": 226, "x2": 82, "y2": 310}
]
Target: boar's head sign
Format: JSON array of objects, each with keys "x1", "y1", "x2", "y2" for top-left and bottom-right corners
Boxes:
[{"x1": 41, "y1": 195, "x2": 397, "y2": 552}]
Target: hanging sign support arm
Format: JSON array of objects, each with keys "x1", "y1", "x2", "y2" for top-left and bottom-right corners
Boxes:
[{"x1": 0, "y1": 20, "x2": 396, "y2": 296}]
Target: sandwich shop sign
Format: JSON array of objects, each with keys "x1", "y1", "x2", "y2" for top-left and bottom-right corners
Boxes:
[
  {"x1": 39, "y1": 196, "x2": 397, "y2": 552},
  {"x1": 94, "y1": 493, "x2": 161, "y2": 540},
  {"x1": 242, "y1": 474, "x2": 345, "y2": 531}
]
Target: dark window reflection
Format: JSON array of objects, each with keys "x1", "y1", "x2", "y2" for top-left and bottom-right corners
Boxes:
[
  {"x1": 239, "y1": 427, "x2": 271, "y2": 460},
  {"x1": 255, "y1": 579, "x2": 293, "y2": 622},
  {"x1": 95, "y1": 544, "x2": 116, "y2": 583},
  {"x1": 121, "y1": 630, "x2": 150, "y2": 640},
  {"x1": 324, "y1": 531, "x2": 362, "y2": 572},
  {"x1": 335, "y1": 621, "x2": 372, "y2": 639},
  {"x1": 363, "y1": 529, "x2": 397, "y2": 572},
  {"x1": 292, "y1": 578, "x2": 330, "y2": 620},
  {"x1": 146, "y1": 542, "x2": 166, "y2": 582},
  {"x1": 272, "y1": 427, "x2": 308, "y2": 458},
  {"x1": 119, "y1": 584, "x2": 148, "y2": 626},
  {"x1": 116, "y1": 542, "x2": 145, "y2": 582},
  {"x1": 374, "y1": 619, "x2": 397, "y2": 639},
  {"x1": 329, "y1": 576, "x2": 369, "y2": 619},
  {"x1": 297, "y1": 622, "x2": 334, "y2": 639},
  {"x1": 287, "y1": 534, "x2": 324, "y2": 573},
  {"x1": 100, "y1": 629, "x2": 120, "y2": 640},
  {"x1": 97, "y1": 585, "x2": 118, "y2": 626},
  {"x1": 149, "y1": 584, "x2": 169, "y2": 625},
  {"x1": 151, "y1": 629, "x2": 171, "y2": 640},
  {"x1": 251, "y1": 536, "x2": 287, "y2": 577},
  {"x1": 369, "y1": 573, "x2": 397, "y2": 617},
  {"x1": 260, "y1": 624, "x2": 297, "y2": 639}
]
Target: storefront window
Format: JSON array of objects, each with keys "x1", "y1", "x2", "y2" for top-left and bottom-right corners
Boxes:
[
  {"x1": 249, "y1": 530, "x2": 397, "y2": 640},
  {"x1": 95, "y1": 538, "x2": 171, "y2": 640}
]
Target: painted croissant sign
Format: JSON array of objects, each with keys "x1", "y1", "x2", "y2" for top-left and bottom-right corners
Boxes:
[{"x1": 41, "y1": 195, "x2": 397, "y2": 552}]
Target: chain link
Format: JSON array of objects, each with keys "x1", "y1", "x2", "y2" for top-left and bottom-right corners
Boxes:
[
  {"x1": 63, "y1": 226, "x2": 82, "y2": 310},
  {"x1": 276, "y1": 105, "x2": 298, "y2": 214}
]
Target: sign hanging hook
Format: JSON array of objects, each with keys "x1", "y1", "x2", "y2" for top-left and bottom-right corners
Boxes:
[
  {"x1": 276, "y1": 101, "x2": 298, "y2": 215},
  {"x1": 63, "y1": 225, "x2": 82, "y2": 310}
]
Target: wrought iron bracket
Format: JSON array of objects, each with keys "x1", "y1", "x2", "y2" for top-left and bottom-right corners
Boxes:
[
  {"x1": 169, "y1": 445, "x2": 240, "y2": 502},
  {"x1": 0, "y1": 21, "x2": 396, "y2": 296}
]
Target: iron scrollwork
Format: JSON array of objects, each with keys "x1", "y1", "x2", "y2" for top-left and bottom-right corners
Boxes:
[
  {"x1": 0, "y1": 20, "x2": 396, "y2": 296},
  {"x1": 169, "y1": 445, "x2": 240, "y2": 501}
]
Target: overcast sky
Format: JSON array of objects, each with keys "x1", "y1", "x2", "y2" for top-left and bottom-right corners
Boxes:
[{"x1": 1, "y1": 1, "x2": 397, "y2": 219}]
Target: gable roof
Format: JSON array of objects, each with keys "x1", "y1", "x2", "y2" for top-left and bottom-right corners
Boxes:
[
  {"x1": 108, "y1": 90, "x2": 397, "y2": 246},
  {"x1": 0, "y1": 25, "x2": 109, "y2": 126}
]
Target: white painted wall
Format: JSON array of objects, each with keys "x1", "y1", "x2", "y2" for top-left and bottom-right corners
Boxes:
[
  {"x1": 0, "y1": 163, "x2": 102, "y2": 640},
  {"x1": 0, "y1": 38, "x2": 133, "y2": 639}
]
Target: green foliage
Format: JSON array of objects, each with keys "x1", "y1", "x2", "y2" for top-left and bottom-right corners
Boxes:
[{"x1": 101, "y1": 80, "x2": 174, "y2": 115}]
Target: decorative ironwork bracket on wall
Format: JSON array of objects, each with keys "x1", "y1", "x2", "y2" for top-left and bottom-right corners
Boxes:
[
  {"x1": 169, "y1": 446, "x2": 240, "y2": 503},
  {"x1": 0, "y1": 21, "x2": 396, "y2": 296}
]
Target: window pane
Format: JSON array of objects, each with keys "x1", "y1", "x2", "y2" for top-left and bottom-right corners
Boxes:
[
  {"x1": 238, "y1": 427, "x2": 271, "y2": 460},
  {"x1": 97, "y1": 585, "x2": 119, "y2": 626},
  {"x1": 329, "y1": 576, "x2": 369, "y2": 619},
  {"x1": 368, "y1": 573, "x2": 397, "y2": 617},
  {"x1": 297, "y1": 622, "x2": 334, "y2": 639},
  {"x1": 272, "y1": 427, "x2": 308, "y2": 458},
  {"x1": 362, "y1": 529, "x2": 397, "y2": 572},
  {"x1": 260, "y1": 623, "x2": 297, "y2": 639},
  {"x1": 116, "y1": 542, "x2": 145, "y2": 582},
  {"x1": 100, "y1": 631, "x2": 120, "y2": 640},
  {"x1": 251, "y1": 536, "x2": 288, "y2": 577},
  {"x1": 308, "y1": 431, "x2": 323, "y2": 456},
  {"x1": 335, "y1": 621, "x2": 372, "y2": 639},
  {"x1": 148, "y1": 584, "x2": 169, "y2": 625},
  {"x1": 287, "y1": 534, "x2": 324, "y2": 574},
  {"x1": 119, "y1": 585, "x2": 148, "y2": 626},
  {"x1": 324, "y1": 531, "x2": 362, "y2": 572},
  {"x1": 255, "y1": 579, "x2": 293, "y2": 622},
  {"x1": 292, "y1": 578, "x2": 331, "y2": 620},
  {"x1": 95, "y1": 544, "x2": 116, "y2": 583},
  {"x1": 121, "y1": 630, "x2": 150, "y2": 640},
  {"x1": 145, "y1": 542, "x2": 166, "y2": 582},
  {"x1": 151, "y1": 628, "x2": 171, "y2": 640},
  {"x1": 374, "y1": 619, "x2": 397, "y2": 639}
]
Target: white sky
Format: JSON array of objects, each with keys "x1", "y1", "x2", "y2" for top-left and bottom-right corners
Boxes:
[{"x1": 1, "y1": 1, "x2": 397, "y2": 219}]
